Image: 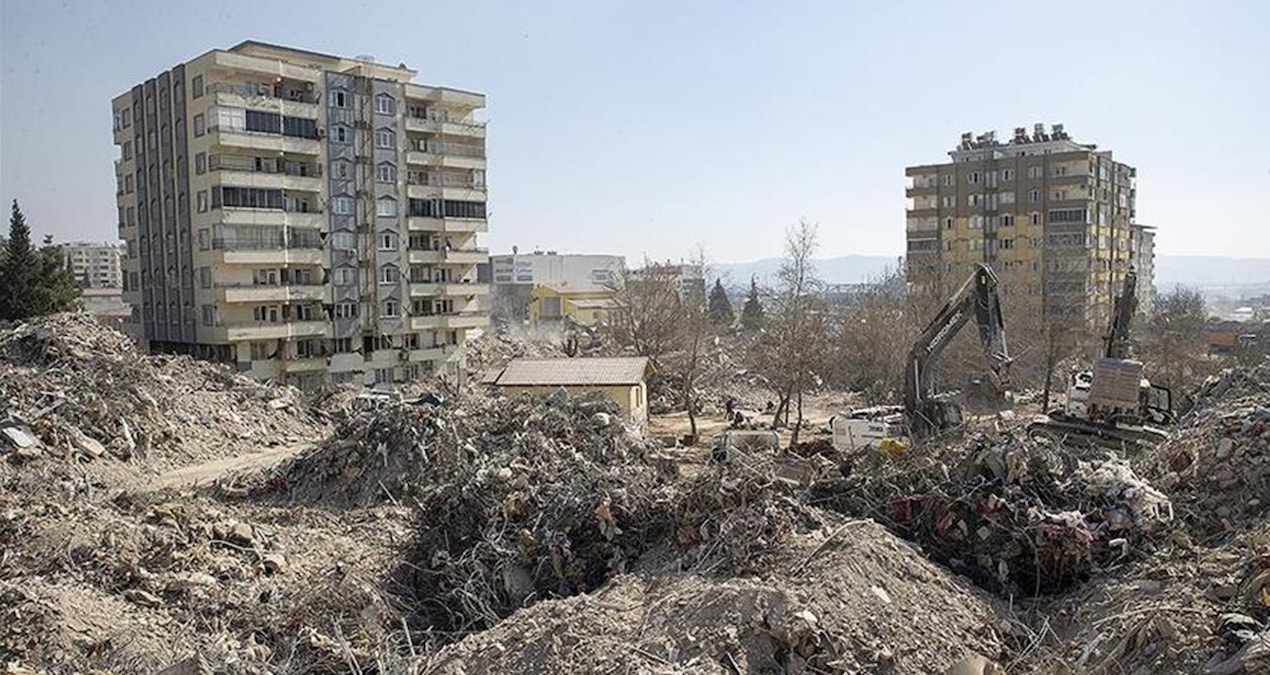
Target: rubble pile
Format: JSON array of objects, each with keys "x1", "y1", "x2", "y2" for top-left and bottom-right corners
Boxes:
[
  {"x1": 261, "y1": 390, "x2": 683, "y2": 640},
  {"x1": 812, "y1": 432, "x2": 1173, "y2": 596},
  {"x1": 1144, "y1": 365, "x2": 1270, "y2": 536},
  {"x1": 1037, "y1": 520, "x2": 1270, "y2": 674},
  {"x1": 429, "y1": 520, "x2": 1005, "y2": 674},
  {"x1": 463, "y1": 331, "x2": 565, "y2": 373},
  {"x1": 0, "y1": 313, "x2": 318, "y2": 473}
]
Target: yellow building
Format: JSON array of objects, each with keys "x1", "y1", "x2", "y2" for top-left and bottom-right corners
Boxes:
[
  {"x1": 905, "y1": 124, "x2": 1151, "y2": 332},
  {"x1": 485, "y1": 357, "x2": 651, "y2": 422},
  {"x1": 111, "y1": 41, "x2": 490, "y2": 390},
  {"x1": 528, "y1": 284, "x2": 619, "y2": 329}
]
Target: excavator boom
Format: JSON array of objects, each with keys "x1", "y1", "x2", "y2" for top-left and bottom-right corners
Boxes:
[{"x1": 904, "y1": 264, "x2": 1011, "y2": 440}]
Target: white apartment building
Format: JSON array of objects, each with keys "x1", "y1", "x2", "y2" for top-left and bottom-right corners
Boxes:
[
  {"x1": 62, "y1": 241, "x2": 123, "y2": 288},
  {"x1": 111, "y1": 41, "x2": 490, "y2": 389}
]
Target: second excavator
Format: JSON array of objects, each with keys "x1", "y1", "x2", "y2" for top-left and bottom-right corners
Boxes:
[{"x1": 1028, "y1": 266, "x2": 1175, "y2": 448}]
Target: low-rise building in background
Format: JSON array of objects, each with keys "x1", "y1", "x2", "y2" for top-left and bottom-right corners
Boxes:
[
  {"x1": 528, "y1": 284, "x2": 619, "y2": 330},
  {"x1": 488, "y1": 251, "x2": 624, "y2": 322}
]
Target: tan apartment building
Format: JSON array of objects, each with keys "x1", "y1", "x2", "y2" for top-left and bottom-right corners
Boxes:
[
  {"x1": 111, "y1": 41, "x2": 490, "y2": 389},
  {"x1": 905, "y1": 124, "x2": 1153, "y2": 331},
  {"x1": 62, "y1": 241, "x2": 124, "y2": 288}
]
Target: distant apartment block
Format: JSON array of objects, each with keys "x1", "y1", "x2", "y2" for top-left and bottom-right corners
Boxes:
[
  {"x1": 111, "y1": 41, "x2": 490, "y2": 389},
  {"x1": 488, "y1": 251, "x2": 625, "y2": 321},
  {"x1": 62, "y1": 242, "x2": 123, "y2": 288},
  {"x1": 905, "y1": 124, "x2": 1153, "y2": 330}
]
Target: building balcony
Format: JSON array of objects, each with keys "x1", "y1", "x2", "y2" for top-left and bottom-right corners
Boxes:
[
  {"x1": 209, "y1": 50, "x2": 323, "y2": 83},
  {"x1": 406, "y1": 183, "x2": 486, "y2": 201},
  {"x1": 214, "y1": 247, "x2": 326, "y2": 266},
  {"x1": 406, "y1": 217, "x2": 489, "y2": 234},
  {"x1": 216, "y1": 207, "x2": 326, "y2": 230},
  {"x1": 403, "y1": 84, "x2": 485, "y2": 108},
  {"x1": 404, "y1": 150, "x2": 486, "y2": 171},
  {"x1": 408, "y1": 282, "x2": 490, "y2": 297},
  {"x1": 209, "y1": 87, "x2": 319, "y2": 119},
  {"x1": 409, "y1": 312, "x2": 489, "y2": 331},
  {"x1": 906, "y1": 206, "x2": 938, "y2": 216},
  {"x1": 224, "y1": 320, "x2": 327, "y2": 342},
  {"x1": 905, "y1": 184, "x2": 938, "y2": 197},
  {"x1": 214, "y1": 169, "x2": 323, "y2": 193},
  {"x1": 402, "y1": 345, "x2": 458, "y2": 363},
  {"x1": 210, "y1": 127, "x2": 321, "y2": 156},
  {"x1": 219, "y1": 284, "x2": 326, "y2": 304},
  {"x1": 403, "y1": 116, "x2": 486, "y2": 138},
  {"x1": 407, "y1": 248, "x2": 488, "y2": 265}
]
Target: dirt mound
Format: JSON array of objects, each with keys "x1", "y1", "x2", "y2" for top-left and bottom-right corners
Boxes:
[
  {"x1": 1, "y1": 487, "x2": 412, "y2": 673},
  {"x1": 0, "y1": 312, "x2": 321, "y2": 477},
  {"x1": 428, "y1": 520, "x2": 1004, "y2": 674}
]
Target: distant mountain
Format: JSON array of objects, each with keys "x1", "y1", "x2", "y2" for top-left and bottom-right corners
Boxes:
[
  {"x1": 715, "y1": 255, "x2": 900, "y2": 287},
  {"x1": 714, "y1": 254, "x2": 1268, "y2": 291},
  {"x1": 1154, "y1": 256, "x2": 1270, "y2": 289}
]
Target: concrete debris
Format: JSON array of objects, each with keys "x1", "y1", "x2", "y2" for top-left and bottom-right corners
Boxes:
[{"x1": 3, "y1": 313, "x2": 1269, "y2": 675}]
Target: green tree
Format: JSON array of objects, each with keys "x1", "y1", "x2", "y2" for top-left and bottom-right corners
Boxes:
[
  {"x1": 707, "y1": 278, "x2": 735, "y2": 327},
  {"x1": 0, "y1": 201, "x2": 79, "y2": 321},
  {"x1": 740, "y1": 276, "x2": 764, "y2": 330}
]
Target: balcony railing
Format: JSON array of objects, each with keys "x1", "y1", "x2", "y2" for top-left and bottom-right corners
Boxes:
[
  {"x1": 209, "y1": 154, "x2": 323, "y2": 177},
  {"x1": 406, "y1": 112, "x2": 486, "y2": 129},
  {"x1": 406, "y1": 173, "x2": 486, "y2": 190},
  {"x1": 411, "y1": 141, "x2": 486, "y2": 158},
  {"x1": 207, "y1": 81, "x2": 317, "y2": 104}
]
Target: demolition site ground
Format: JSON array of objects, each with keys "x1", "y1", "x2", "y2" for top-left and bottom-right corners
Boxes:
[{"x1": 2, "y1": 314, "x2": 1269, "y2": 674}]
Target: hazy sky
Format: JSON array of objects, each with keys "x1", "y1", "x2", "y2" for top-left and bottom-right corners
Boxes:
[{"x1": 2, "y1": 0, "x2": 1268, "y2": 263}]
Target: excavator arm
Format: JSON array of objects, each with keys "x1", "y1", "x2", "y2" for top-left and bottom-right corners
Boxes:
[
  {"x1": 903, "y1": 264, "x2": 1011, "y2": 440},
  {"x1": 1104, "y1": 267, "x2": 1138, "y2": 360}
]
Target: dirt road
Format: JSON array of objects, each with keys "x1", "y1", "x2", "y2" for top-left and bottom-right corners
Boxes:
[{"x1": 150, "y1": 441, "x2": 311, "y2": 490}]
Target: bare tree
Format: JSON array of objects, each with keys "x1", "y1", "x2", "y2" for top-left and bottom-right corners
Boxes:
[
  {"x1": 668, "y1": 249, "x2": 712, "y2": 439},
  {"x1": 604, "y1": 259, "x2": 682, "y2": 367},
  {"x1": 750, "y1": 220, "x2": 827, "y2": 446},
  {"x1": 1137, "y1": 286, "x2": 1213, "y2": 393}
]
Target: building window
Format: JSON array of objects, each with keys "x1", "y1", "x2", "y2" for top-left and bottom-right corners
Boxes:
[
  {"x1": 943, "y1": 217, "x2": 953, "y2": 229},
  {"x1": 331, "y1": 196, "x2": 353, "y2": 215},
  {"x1": 376, "y1": 129, "x2": 395, "y2": 149},
  {"x1": 942, "y1": 174, "x2": 952, "y2": 187},
  {"x1": 333, "y1": 302, "x2": 358, "y2": 319},
  {"x1": 1030, "y1": 212, "x2": 1042, "y2": 225},
  {"x1": 331, "y1": 232, "x2": 356, "y2": 250},
  {"x1": 191, "y1": 75, "x2": 203, "y2": 98},
  {"x1": 1001, "y1": 169, "x2": 1012, "y2": 181},
  {"x1": 332, "y1": 268, "x2": 354, "y2": 286},
  {"x1": 380, "y1": 266, "x2": 399, "y2": 284},
  {"x1": 333, "y1": 162, "x2": 350, "y2": 180},
  {"x1": 375, "y1": 368, "x2": 393, "y2": 384},
  {"x1": 383, "y1": 300, "x2": 399, "y2": 317},
  {"x1": 378, "y1": 232, "x2": 397, "y2": 250},
  {"x1": 1052, "y1": 190, "x2": 1067, "y2": 200},
  {"x1": 1000, "y1": 191, "x2": 1014, "y2": 205},
  {"x1": 377, "y1": 197, "x2": 398, "y2": 217},
  {"x1": 1000, "y1": 238, "x2": 1015, "y2": 250},
  {"x1": 1028, "y1": 189, "x2": 1040, "y2": 203},
  {"x1": 403, "y1": 333, "x2": 421, "y2": 350},
  {"x1": 968, "y1": 171, "x2": 981, "y2": 184},
  {"x1": 196, "y1": 191, "x2": 208, "y2": 213},
  {"x1": 1028, "y1": 166, "x2": 1043, "y2": 179},
  {"x1": 331, "y1": 90, "x2": 348, "y2": 108},
  {"x1": 332, "y1": 337, "x2": 355, "y2": 353},
  {"x1": 1053, "y1": 165, "x2": 1069, "y2": 177},
  {"x1": 969, "y1": 215, "x2": 983, "y2": 229},
  {"x1": 250, "y1": 341, "x2": 271, "y2": 360},
  {"x1": 377, "y1": 163, "x2": 397, "y2": 183},
  {"x1": 968, "y1": 194, "x2": 982, "y2": 206},
  {"x1": 122, "y1": 141, "x2": 132, "y2": 160},
  {"x1": 940, "y1": 196, "x2": 952, "y2": 208},
  {"x1": 332, "y1": 125, "x2": 349, "y2": 143},
  {"x1": 1001, "y1": 214, "x2": 1015, "y2": 227},
  {"x1": 193, "y1": 114, "x2": 205, "y2": 137},
  {"x1": 375, "y1": 94, "x2": 397, "y2": 115},
  {"x1": 195, "y1": 152, "x2": 206, "y2": 174},
  {"x1": 199, "y1": 266, "x2": 211, "y2": 288}
]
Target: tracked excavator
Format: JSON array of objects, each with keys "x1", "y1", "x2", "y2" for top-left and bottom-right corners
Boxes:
[
  {"x1": 1027, "y1": 267, "x2": 1175, "y2": 448},
  {"x1": 832, "y1": 264, "x2": 1012, "y2": 451}
]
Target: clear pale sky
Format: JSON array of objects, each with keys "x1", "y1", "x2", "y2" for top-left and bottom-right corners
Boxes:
[{"x1": 2, "y1": 0, "x2": 1267, "y2": 263}]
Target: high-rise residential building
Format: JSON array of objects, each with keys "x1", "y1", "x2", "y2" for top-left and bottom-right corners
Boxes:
[
  {"x1": 111, "y1": 41, "x2": 490, "y2": 389},
  {"x1": 62, "y1": 241, "x2": 123, "y2": 288},
  {"x1": 904, "y1": 124, "x2": 1152, "y2": 331}
]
